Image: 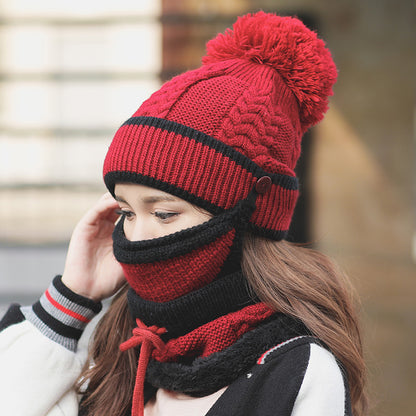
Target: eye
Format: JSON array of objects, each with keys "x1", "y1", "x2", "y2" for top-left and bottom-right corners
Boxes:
[
  {"x1": 115, "y1": 209, "x2": 135, "y2": 220},
  {"x1": 152, "y1": 211, "x2": 179, "y2": 222}
]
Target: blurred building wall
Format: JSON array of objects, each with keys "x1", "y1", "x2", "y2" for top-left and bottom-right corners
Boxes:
[
  {"x1": 0, "y1": 1, "x2": 414, "y2": 415},
  {"x1": 0, "y1": 0, "x2": 162, "y2": 244}
]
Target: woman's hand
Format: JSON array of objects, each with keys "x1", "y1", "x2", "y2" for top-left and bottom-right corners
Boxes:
[{"x1": 62, "y1": 193, "x2": 125, "y2": 301}]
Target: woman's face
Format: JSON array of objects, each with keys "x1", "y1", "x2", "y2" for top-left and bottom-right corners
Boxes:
[{"x1": 114, "y1": 183, "x2": 212, "y2": 241}]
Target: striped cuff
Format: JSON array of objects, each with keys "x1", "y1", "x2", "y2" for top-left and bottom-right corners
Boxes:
[{"x1": 21, "y1": 276, "x2": 102, "y2": 351}]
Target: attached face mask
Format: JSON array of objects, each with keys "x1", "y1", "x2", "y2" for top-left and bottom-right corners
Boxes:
[{"x1": 112, "y1": 196, "x2": 256, "y2": 302}]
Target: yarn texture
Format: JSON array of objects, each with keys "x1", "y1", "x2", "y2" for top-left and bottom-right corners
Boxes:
[{"x1": 203, "y1": 12, "x2": 338, "y2": 132}]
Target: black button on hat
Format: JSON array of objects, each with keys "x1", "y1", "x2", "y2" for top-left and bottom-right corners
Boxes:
[{"x1": 255, "y1": 176, "x2": 272, "y2": 194}]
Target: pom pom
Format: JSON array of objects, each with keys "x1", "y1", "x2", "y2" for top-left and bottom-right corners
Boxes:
[{"x1": 203, "y1": 11, "x2": 337, "y2": 130}]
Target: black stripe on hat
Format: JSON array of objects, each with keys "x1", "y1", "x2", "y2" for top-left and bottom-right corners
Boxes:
[{"x1": 121, "y1": 116, "x2": 299, "y2": 191}]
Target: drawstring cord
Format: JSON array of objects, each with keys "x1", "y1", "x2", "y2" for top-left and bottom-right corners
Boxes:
[{"x1": 119, "y1": 318, "x2": 167, "y2": 416}]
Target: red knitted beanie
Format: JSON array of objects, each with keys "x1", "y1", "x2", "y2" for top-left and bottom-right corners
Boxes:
[{"x1": 104, "y1": 11, "x2": 337, "y2": 240}]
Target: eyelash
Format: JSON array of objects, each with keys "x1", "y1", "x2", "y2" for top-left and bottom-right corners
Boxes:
[
  {"x1": 115, "y1": 209, "x2": 178, "y2": 222},
  {"x1": 115, "y1": 209, "x2": 134, "y2": 219},
  {"x1": 151, "y1": 211, "x2": 179, "y2": 221}
]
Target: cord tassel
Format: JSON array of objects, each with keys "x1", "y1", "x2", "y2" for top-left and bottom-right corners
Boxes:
[{"x1": 120, "y1": 318, "x2": 167, "y2": 416}]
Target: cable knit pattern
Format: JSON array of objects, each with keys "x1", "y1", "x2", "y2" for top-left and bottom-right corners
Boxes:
[
  {"x1": 221, "y1": 84, "x2": 300, "y2": 176},
  {"x1": 203, "y1": 12, "x2": 337, "y2": 131},
  {"x1": 137, "y1": 66, "x2": 226, "y2": 119}
]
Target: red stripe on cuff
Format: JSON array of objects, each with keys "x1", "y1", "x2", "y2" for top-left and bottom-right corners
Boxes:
[{"x1": 45, "y1": 289, "x2": 91, "y2": 324}]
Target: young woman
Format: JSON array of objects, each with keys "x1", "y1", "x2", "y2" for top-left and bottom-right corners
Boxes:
[{"x1": 0, "y1": 12, "x2": 367, "y2": 416}]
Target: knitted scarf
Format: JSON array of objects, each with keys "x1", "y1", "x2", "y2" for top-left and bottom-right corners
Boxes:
[{"x1": 118, "y1": 272, "x2": 309, "y2": 416}]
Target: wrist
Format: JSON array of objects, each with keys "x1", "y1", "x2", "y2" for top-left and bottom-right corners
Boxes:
[
  {"x1": 21, "y1": 276, "x2": 102, "y2": 351},
  {"x1": 61, "y1": 273, "x2": 101, "y2": 302}
]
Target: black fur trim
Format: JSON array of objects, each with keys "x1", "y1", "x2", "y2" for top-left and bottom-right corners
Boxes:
[{"x1": 145, "y1": 314, "x2": 309, "y2": 396}]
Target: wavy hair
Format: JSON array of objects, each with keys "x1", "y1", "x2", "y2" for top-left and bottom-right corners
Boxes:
[{"x1": 241, "y1": 234, "x2": 368, "y2": 415}]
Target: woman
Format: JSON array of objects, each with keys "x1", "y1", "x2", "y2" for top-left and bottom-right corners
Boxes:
[{"x1": 0, "y1": 12, "x2": 367, "y2": 416}]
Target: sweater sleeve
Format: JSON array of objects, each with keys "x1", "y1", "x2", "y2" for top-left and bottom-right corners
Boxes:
[
  {"x1": 0, "y1": 276, "x2": 102, "y2": 416},
  {"x1": 0, "y1": 320, "x2": 83, "y2": 415},
  {"x1": 291, "y1": 343, "x2": 348, "y2": 416}
]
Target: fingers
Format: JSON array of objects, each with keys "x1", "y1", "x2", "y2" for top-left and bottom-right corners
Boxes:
[
  {"x1": 107, "y1": 207, "x2": 121, "y2": 224},
  {"x1": 100, "y1": 193, "x2": 122, "y2": 223},
  {"x1": 81, "y1": 193, "x2": 120, "y2": 226}
]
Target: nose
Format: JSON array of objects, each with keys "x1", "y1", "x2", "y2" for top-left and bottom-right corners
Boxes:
[{"x1": 124, "y1": 217, "x2": 152, "y2": 242}]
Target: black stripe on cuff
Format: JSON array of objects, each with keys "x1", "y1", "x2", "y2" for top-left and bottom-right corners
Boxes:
[
  {"x1": 32, "y1": 301, "x2": 83, "y2": 340},
  {"x1": 52, "y1": 275, "x2": 102, "y2": 314}
]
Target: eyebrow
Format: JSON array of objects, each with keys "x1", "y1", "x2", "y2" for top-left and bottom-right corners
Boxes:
[
  {"x1": 115, "y1": 195, "x2": 178, "y2": 204},
  {"x1": 142, "y1": 195, "x2": 177, "y2": 203}
]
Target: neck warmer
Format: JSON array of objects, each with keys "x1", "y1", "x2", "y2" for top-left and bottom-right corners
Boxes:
[{"x1": 122, "y1": 271, "x2": 311, "y2": 416}]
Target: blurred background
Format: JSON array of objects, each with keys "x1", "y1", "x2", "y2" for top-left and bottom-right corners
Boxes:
[{"x1": 0, "y1": 0, "x2": 414, "y2": 414}]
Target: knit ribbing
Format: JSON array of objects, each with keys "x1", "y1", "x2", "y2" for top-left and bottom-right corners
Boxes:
[{"x1": 21, "y1": 276, "x2": 102, "y2": 351}]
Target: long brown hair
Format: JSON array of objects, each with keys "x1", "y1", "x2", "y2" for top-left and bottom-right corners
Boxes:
[
  {"x1": 241, "y1": 234, "x2": 368, "y2": 416},
  {"x1": 77, "y1": 284, "x2": 135, "y2": 416},
  {"x1": 78, "y1": 234, "x2": 368, "y2": 416}
]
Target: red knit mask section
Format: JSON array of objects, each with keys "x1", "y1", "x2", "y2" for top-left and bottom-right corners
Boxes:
[
  {"x1": 153, "y1": 302, "x2": 275, "y2": 361},
  {"x1": 120, "y1": 229, "x2": 236, "y2": 302}
]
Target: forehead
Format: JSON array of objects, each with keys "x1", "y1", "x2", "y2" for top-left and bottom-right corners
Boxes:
[{"x1": 114, "y1": 183, "x2": 179, "y2": 203}]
